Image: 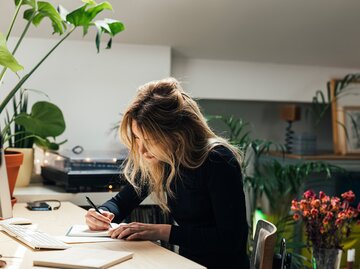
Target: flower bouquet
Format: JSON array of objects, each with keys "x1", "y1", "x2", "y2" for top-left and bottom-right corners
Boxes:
[{"x1": 291, "y1": 190, "x2": 360, "y2": 269}]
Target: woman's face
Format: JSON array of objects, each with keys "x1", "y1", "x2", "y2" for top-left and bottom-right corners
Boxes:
[{"x1": 131, "y1": 121, "x2": 160, "y2": 164}]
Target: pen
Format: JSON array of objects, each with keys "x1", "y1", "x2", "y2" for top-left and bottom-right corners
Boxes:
[
  {"x1": 85, "y1": 196, "x2": 102, "y2": 214},
  {"x1": 85, "y1": 196, "x2": 114, "y2": 228}
]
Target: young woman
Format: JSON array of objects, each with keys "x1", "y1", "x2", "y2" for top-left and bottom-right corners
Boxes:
[{"x1": 85, "y1": 78, "x2": 249, "y2": 269}]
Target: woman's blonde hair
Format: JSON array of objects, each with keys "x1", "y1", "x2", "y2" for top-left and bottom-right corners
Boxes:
[{"x1": 120, "y1": 77, "x2": 242, "y2": 212}]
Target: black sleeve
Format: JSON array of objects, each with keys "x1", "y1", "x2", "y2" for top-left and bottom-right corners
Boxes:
[
  {"x1": 99, "y1": 181, "x2": 149, "y2": 223},
  {"x1": 169, "y1": 150, "x2": 248, "y2": 253}
]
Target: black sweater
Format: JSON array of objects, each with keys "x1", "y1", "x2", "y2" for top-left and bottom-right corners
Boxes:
[{"x1": 101, "y1": 146, "x2": 249, "y2": 269}]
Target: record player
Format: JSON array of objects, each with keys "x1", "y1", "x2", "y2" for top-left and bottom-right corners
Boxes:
[{"x1": 41, "y1": 148, "x2": 128, "y2": 192}]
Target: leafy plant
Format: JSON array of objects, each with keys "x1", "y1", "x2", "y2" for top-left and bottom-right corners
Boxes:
[
  {"x1": 0, "y1": 0, "x2": 125, "y2": 116},
  {"x1": 206, "y1": 114, "x2": 349, "y2": 269},
  {"x1": 310, "y1": 73, "x2": 360, "y2": 128},
  {"x1": 2, "y1": 89, "x2": 66, "y2": 150}
]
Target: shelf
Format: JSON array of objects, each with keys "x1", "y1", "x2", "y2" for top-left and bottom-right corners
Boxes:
[
  {"x1": 269, "y1": 151, "x2": 360, "y2": 161},
  {"x1": 265, "y1": 151, "x2": 360, "y2": 171}
]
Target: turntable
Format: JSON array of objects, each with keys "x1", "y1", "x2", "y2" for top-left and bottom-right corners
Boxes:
[{"x1": 41, "y1": 148, "x2": 128, "y2": 192}]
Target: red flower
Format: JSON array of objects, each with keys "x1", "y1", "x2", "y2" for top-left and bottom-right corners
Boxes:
[
  {"x1": 311, "y1": 199, "x2": 321, "y2": 208},
  {"x1": 311, "y1": 208, "x2": 319, "y2": 217},
  {"x1": 304, "y1": 190, "x2": 316, "y2": 199},
  {"x1": 291, "y1": 190, "x2": 358, "y2": 249},
  {"x1": 341, "y1": 190, "x2": 355, "y2": 203}
]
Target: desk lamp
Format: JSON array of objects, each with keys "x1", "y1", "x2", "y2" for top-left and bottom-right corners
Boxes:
[{"x1": 280, "y1": 105, "x2": 301, "y2": 153}]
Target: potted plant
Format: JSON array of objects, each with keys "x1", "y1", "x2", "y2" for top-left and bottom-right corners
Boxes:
[
  {"x1": 2, "y1": 89, "x2": 66, "y2": 186},
  {"x1": 0, "y1": 0, "x2": 124, "y2": 201}
]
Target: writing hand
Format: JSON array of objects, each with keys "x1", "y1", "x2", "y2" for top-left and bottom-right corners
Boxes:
[
  {"x1": 85, "y1": 208, "x2": 114, "y2": 230},
  {"x1": 108, "y1": 222, "x2": 171, "y2": 242}
]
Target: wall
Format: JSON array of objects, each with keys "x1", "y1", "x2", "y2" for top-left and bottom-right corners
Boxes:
[
  {"x1": 172, "y1": 57, "x2": 360, "y2": 102},
  {"x1": 197, "y1": 99, "x2": 333, "y2": 152},
  {"x1": 3, "y1": 37, "x2": 171, "y2": 151}
]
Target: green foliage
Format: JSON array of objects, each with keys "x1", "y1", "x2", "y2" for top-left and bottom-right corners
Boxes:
[
  {"x1": 0, "y1": 33, "x2": 23, "y2": 72},
  {"x1": 207, "y1": 114, "x2": 347, "y2": 268},
  {"x1": 310, "y1": 73, "x2": 360, "y2": 128},
  {"x1": 2, "y1": 90, "x2": 66, "y2": 150},
  {"x1": 0, "y1": 0, "x2": 125, "y2": 115},
  {"x1": 206, "y1": 115, "x2": 283, "y2": 171}
]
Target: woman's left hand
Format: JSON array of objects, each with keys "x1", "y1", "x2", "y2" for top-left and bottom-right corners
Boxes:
[{"x1": 109, "y1": 222, "x2": 171, "y2": 242}]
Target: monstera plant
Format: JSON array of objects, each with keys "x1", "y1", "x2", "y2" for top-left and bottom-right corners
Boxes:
[
  {"x1": 0, "y1": 0, "x2": 125, "y2": 115},
  {"x1": 0, "y1": 0, "x2": 124, "y2": 188}
]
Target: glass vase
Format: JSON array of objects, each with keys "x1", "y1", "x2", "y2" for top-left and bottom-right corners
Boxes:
[{"x1": 312, "y1": 247, "x2": 339, "y2": 269}]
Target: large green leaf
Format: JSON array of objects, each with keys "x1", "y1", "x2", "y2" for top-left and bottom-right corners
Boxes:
[
  {"x1": 94, "y1": 19, "x2": 125, "y2": 52},
  {"x1": 15, "y1": 0, "x2": 36, "y2": 8},
  {"x1": 66, "y1": 1, "x2": 113, "y2": 36},
  {"x1": 14, "y1": 101, "x2": 65, "y2": 137},
  {"x1": 33, "y1": 136, "x2": 67, "y2": 150},
  {"x1": 31, "y1": 2, "x2": 65, "y2": 34},
  {"x1": 0, "y1": 33, "x2": 23, "y2": 72}
]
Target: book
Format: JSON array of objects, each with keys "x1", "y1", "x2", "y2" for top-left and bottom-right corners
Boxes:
[
  {"x1": 33, "y1": 247, "x2": 133, "y2": 269},
  {"x1": 66, "y1": 224, "x2": 121, "y2": 237}
]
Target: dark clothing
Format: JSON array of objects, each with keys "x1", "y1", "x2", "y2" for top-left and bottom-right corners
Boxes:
[{"x1": 101, "y1": 146, "x2": 249, "y2": 269}]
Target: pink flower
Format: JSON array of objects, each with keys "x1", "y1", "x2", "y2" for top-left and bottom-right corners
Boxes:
[
  {"x1": 311, "y1": 208, "x2": 319, "y2": 217},
  {"x1": 291, "y1": 189, "x2": 358, "y2": 249},
  {"x1": 291, "y1": 200, "x2": 299, "y2": 211},
  {"x1": 341, "y1": 190, "x2": 355, "y2": 203},
  {"x1": 304, "y1": 190, "x2": 316, "y2": 199},
  {"x1": 311, "y1": 199, "x2": 321, "y2": 208}
]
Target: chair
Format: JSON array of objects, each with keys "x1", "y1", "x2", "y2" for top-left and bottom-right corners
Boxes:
[{"x1": 250, "y1": 219, "x2": 277, "y2": 269}]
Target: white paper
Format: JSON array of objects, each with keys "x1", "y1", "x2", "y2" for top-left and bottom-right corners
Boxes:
[
  {"x1": 56, "y1": 235, "x2": 121, "y2": 244},
  {"x1": 66, "y1": 224, "x2": 120, "y2": 237}
]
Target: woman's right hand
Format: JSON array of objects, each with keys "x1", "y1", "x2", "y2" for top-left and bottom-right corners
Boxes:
[{"x1": 85, "y1": 208, "x2": 115, "y2": 230}]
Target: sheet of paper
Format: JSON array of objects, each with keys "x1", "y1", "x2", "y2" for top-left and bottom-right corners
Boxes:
[
  {"x1": 56, "y1": 236, "x2": 121, "y2": 244},
  {"x1": 66, "y1": 224, "x2": 120, "y2": 237}
]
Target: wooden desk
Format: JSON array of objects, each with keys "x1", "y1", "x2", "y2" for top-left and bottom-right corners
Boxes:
[{"x1": 0, "y1": 202, "x2": 205, "y2": 269}]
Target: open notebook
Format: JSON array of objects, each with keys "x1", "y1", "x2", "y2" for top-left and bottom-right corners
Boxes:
[
  {"x1": 66, "y1": 224, "x2": 122, "y2": 237},
  {"x1": 33, "y1": 247, "x2": 133, "y2": 269}
]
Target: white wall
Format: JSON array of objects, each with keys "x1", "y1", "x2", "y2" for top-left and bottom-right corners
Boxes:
[
  {"x1": 172, "y1": 57, "x2": 360, "y2": 102},
  {"x1": 3, "y1": 37, "x2": 171, "y2": 151}
]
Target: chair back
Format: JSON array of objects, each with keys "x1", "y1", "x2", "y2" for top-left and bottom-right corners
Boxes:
[{"x1": 250, "y1": 219, "x2": 277, "y2": 269}]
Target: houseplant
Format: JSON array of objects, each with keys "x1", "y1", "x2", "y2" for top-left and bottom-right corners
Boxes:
[
  {"x1": 0, "y1": 0, "x2": 124, "y2": 114},
  {"x1": 2, "y1": 89, "x2": 66, "y2": 186},
  {"x1": 291, "y1": 190, "x2": 360, "y2": 269},
  {"x1": 0, "y1": 0, "x2": 124, "y2": 199},
  {"x1": 206, "y1": 114, "x2": 347, "y2": 269}
]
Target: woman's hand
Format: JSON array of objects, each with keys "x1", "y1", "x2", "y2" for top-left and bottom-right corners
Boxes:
[
  {"x1": 85, "y1": 208, "x2": 114, "y2": 230},
  {"x1": 109, "y1": 222, "x2": 171, "y2": 242}
]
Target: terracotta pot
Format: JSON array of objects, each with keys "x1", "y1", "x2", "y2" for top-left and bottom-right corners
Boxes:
[{"x1": 4, "y1": 150, "x2": 24, "y2": 198}]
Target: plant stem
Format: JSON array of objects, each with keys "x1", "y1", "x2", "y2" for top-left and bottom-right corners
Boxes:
[
  {"x1": 0, "y1": 4, "x2": 36, "y2": 85},
  {"x1": 5, "y1": 0, "x2": 23, "y2": 41},
  {"x1": 0, "y1": 0, "x2": 24, "y2": 82},
  {"x1": 0, "y1": 27, "x2": 76, "y2": 114}
]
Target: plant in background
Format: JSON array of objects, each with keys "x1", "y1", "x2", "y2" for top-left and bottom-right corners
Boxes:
[
  {"x1": 291, "y1": 189, "x2": 360, "y2": 250},
  {"x1": 0, "y1": 0, "x2": 125, "y2": 116},
  {"x1": 309, "y1": 73, "x2": 360, "y2": 129},
  {"x1": 206, "y1": 114, "x2": 348, "y2": 269},
  {"x1": 2, "y1": 89, "x2": 66, "y2": 150}
]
